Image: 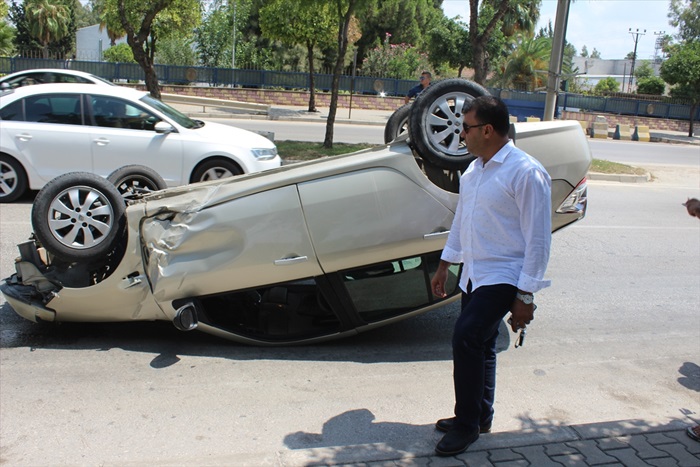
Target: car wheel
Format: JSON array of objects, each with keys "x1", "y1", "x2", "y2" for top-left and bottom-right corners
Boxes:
[
  {"x1": 384, "y1": 104, "x2": 412, "y2": 143},
  {"x1": 32, "y1": 172, "x2": 126, "y2": 263},
  {"x1": 408, "y1": 79, "x2": 490, "y2": 170},
  {"x1": 107, "y1": 165, "x2": 167, "y2": 200},
  {"x1": 0, "y1": 154, "x2": 28, "y2": 203},
  {"x1": 191, "y1": 158, "x2": 243, "y2": 183}
]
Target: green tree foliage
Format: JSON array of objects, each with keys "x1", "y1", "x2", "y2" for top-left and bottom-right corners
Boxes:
[
  {"x1": 155, "y1": 35, "x2": 197, "y2": 66},
  {"x1": 0, "y1": 2, "x2": 15, "y2": 56},
  {"x1": 633, "y1": 61, "x2": 654, "y2": 79},
  {"x1": 426, "y1": 15, "x2": 471, "y2": 76},
  {"x1": 660, "y1": 40, "x2": 700, "y2": 136},
  {"x1": 362, "y1": 33, "x2": 431, "y2": 79},
  {"x1": 19, "y1": 0, "x2": 74, "y2": 58},
  {"x1": 594, "y1": 76, "x2": 620, "y2": 94},
  {"x1": 74, "y1": 0, "x2": 100, "y2": 28},
  {"x1": 101, "y1": 0, "x2": 200, "y2": 98},
  {"x1": 353, "y1": 0, "x2": 442, "y2": 62},
  {"x1": 492, "y1": 34, "x2": 549, "y2": 91},
  {"x1": 636, "y1": 76, "x2": 665, "y2": 95},
  {"x1": 102, "y1": 42, "x2": 135, "y2": 62},
  {"x1": 260, "y1": 0, "x2": 335, "y2": 111},
  {"x1": 668, "y1": 0, "x2": 700, "y2": 42}
]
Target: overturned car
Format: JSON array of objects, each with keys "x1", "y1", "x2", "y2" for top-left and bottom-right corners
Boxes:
[{"x1": 0, "y1": 80, "x2": 591, "y2": 345}]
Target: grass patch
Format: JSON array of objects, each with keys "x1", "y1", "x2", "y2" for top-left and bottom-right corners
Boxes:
[
  {"x1": 276, "y1": 141, "x2": 378, "y2": 161},
  {"x1": 590, "y1": 158, "x2": 648, "y2": 175}
]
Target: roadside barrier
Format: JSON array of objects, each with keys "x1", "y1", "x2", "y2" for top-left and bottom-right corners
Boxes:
[
  {"x1": 633, "y1": 125, "x2": 651, "y2": 142},
  {"x1": 591, "y1": 121, "x2": 609, "y2": 139},
  {"x1": 613, "y1": 124, "x2": 632, "y2": 140}
]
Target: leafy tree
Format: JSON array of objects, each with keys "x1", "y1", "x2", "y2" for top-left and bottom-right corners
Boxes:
[
  {"x1": 0, "y1": 2, "x2": 15, "y2": 56},
  {"x1": 101, "y1": 0, "x2": 200, "y2": 98},
  {"x1": 322, "y1": 0, "x2": 373, "y2": 148},
  {"x1": 194, "y1": 1, "x2": 231, "y2": 68},
  {"x1": 426, "y1": 15, "x2": 471, "y2": 76},
  {"x1": 499, "y1": 0, "x2": 540, "y2": 37},
  {"x1": 25, "y1": 0, "x2": 71, "y2": 58},
  {"x1": 594, "y1": 76, "x2": 620, "y2": 94},
  {"x1": 493, "y1": 34, "x2": 549, "y2": 91},
  {"x1": 155, "y1": 35, "x2": 197, "y2": 66},
  {"x1": 636, "y1": 76, "x2": 665, "y2": 95},
  {"x1": 634, "y1": 61, "x2": 654, "y2": 79},
  {"x1": 260, "y1": 0, "x2": 335, "y2": 112},
  {"x1": 668, "y1": 0, "x2": 700, "y2": 42},
  {"x1": 362, "y1": 34, "x2": 431, "y2": 79},
  {"x1": 74, "y1": 0, "x2": 100, "y2": 28},
  {"x1": 102, "y1": 42, "x2": 135, "y2": 62},
  {"x1": 590, "y1": 48, "x2": 601, "y2": 59},
  {"x1": 660, "y1": 40, "x2": 700, "y2": 136},
  {"x1": 580, "y1": 45, "x2": 588, "y2": 57}
]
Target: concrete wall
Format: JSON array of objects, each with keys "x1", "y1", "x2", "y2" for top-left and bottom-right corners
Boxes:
[{"x1": 76, "y1": 25, "x2": 127, "y2": 62}]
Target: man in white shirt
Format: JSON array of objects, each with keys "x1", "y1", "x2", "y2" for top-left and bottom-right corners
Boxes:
[{"x1": 430, "y1": 95, "x2": 552, "y2": 457}]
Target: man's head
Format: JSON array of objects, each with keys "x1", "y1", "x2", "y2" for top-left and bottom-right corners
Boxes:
[
  {"x1": 420, "y1": 71, "x2": 432, "y2": 88},
  {"x1": 460, "y1": 96, "x2": 511, "y2": 160}
]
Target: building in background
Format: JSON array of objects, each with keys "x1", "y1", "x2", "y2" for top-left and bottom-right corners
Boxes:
[{"x1": 75, "y1": 24, "x2": 127, "y2": 61}]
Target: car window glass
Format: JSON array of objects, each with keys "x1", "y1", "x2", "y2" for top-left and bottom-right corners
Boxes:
[
  {"x1": 24, "y1": 94, "x2": 82, "y2": 125},
  {"x1": 0, "y1": 100, "x2": 23, "y2": 121},
  {"x1": 342, "y1": 252, "x2": 459, "y2": 323},
  {"x1": 90, "y1": 96, "x2": 160, "y2": 130}
]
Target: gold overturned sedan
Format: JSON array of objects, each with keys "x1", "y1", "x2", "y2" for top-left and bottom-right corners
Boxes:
[{"x1": 1, "y1": 80, "x2": 591, "y2": 345}]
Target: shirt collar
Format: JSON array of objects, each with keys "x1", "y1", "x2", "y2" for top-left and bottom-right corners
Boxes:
[{"x1": 478, "y1": 140, "x2": 514, "y2": 167}]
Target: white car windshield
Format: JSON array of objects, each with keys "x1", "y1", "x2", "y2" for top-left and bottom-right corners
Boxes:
[{"x1": 140, "y1": 94, "x2": 202, "y2": 129}]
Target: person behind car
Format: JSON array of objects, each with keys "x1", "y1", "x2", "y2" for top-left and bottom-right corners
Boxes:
[
  {"x1": 429, "y1": 95, "x2": 552, "y2": 457},
  {"x1": 404, "y1": 71, "x2": 432, "y2": 104}
]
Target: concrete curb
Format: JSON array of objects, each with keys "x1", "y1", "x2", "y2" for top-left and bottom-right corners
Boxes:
[{"x1": 587, "y1": 171, "x2": 652, "y2": 183}]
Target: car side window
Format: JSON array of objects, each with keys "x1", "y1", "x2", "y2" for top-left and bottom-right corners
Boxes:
[
  {"x1": 0, "y1": 100, "x2": 23, "y2": 121},
  {"x1": 90, "y1": 96, "x2": 160, "y2": 130},
  {"x1": 24, "y1": 94, "x2": 83, "y2": 125}
]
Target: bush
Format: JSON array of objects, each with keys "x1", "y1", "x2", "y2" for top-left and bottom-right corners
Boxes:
[
  {"x1": 103, "y1": 43, "x2": 135, "y2": 63},
  {"x1": 594, "y1": 76, "x2": 620, "y2": 95},
  {"x1": 361, "y1": 33, "x2": 431, "y2": 80},
  {"x1": 636, "y1": 76, "x2": 666, "y2": 96}
]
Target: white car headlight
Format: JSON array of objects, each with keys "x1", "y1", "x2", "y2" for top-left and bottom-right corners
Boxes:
[{"x1": 252, "y1": 148, "x2": 278, "y2": 160}]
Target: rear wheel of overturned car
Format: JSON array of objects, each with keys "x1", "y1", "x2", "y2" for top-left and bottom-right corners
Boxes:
[
  {"x1": 384, "y1": 104, "x2": 412, "y2": 143},
  {"x1": 191, "y1": 158, "x2": 243, "y2": 183},
  {"x1": 107, "y1": 164, "x2": 167, "y2": 200},
  {"x1": 32, "y1": 172, "x2": 126, "y2": 263},
  {"x1": 408, "y1": 79, "x2": 490, "y2": 170}
]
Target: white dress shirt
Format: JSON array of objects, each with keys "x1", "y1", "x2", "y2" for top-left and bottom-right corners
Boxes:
[{"x1": 441, "y1": 140, "x2": 552, "y2": 294}]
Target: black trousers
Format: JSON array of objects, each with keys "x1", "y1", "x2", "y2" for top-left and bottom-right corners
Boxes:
[{"x1": 452, "y1": 282, "x2": 517, "y2": 432}]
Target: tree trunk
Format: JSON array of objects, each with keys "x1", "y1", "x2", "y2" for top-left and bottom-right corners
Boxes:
[
  {"x1": 306, "y1": 42, "x2": 317, "y2": 112},
  {"x1": 129, "y1": 37, "x2": 161, "y2": 99},
  {"x1": 472, "y1": 41, "x2": 487, "y2": 84},
  {"x1": 323, "y1": 2, "x2": 356, "y2": 149},
  {"x1": 689, "y1": 103, "x2": 697, "y2": 138}
]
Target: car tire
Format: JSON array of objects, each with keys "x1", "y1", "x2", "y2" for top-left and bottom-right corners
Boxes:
[
  {"x1": 107, "y1": 165, "x2": 167, "y2": 199},
  {"x1": 32, "y1": 172, "x2": 126, "y2": 263},
  {"x1": 384, "y1": 104, "x2": 412, "y2": 143},
  {"x1": 408, "y1": 79, "x2": 490, "y2": 170},
  {"x1": 191, "y1": 158, "x2": 243, "y2": 183},
  {"x1": 0, "y1": 154, "x2": 28, "y2": 203}
]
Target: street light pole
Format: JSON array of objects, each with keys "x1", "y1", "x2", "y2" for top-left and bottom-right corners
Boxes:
[
  {"x1": 543, "y1": 0, "x2": 571, "y2": 121},
  {"x1": 627, "y1": 28, "x2": 646, "y2": 93},
  {"x1": 232, "y1": 1, "x2": 237, "y2": 71}
]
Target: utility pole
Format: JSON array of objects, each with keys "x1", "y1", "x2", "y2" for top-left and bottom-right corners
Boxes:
[
  {"x1": 627, "y1": 28, "x2": 646, "y2": 93},
  {"x1": 543, "y1": 0, "x2": 571, "y2": 121}
]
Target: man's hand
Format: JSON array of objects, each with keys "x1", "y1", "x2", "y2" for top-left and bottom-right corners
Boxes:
[
  {"x1": 508, "y1": 296, "x2": 535, "y2": 332},
  {"x1": 430, "y1": 261, "x2": 451, "y2": 298}
]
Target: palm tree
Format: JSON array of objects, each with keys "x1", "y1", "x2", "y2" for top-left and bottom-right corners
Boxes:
[
  {"x1": 25, "y1": 0, "x2": 71, "y2": 58},
  {"x1": 496, "y1": 34, "x2": 550, "y2": 91}
]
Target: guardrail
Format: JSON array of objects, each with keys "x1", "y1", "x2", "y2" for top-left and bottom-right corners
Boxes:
[{"x1": 160, "y1": 93, "x2": 269, "y2": 114}]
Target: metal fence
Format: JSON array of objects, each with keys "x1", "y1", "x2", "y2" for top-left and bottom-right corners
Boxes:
[{"x1": 1, "y1": 56, "x2": 697, "y2": 121}]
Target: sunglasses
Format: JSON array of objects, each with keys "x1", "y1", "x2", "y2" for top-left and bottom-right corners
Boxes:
[{"x1": 463, "y1": 122, "x2": 489, "y2": 132}]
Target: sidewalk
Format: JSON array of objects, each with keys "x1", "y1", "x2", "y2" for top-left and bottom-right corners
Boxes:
[{"x1": 275, "y1": 419, "x2": 699, "y2": 466}]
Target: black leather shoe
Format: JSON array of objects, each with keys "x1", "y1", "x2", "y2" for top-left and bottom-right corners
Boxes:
[
  {"x1": 435, "y1": 428, "x2": 480, "y2": 457},
  {"x1": 435, "y1": 417, "x2": 492, "y2": 434}
]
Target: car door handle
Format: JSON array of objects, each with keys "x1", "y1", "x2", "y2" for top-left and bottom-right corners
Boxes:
[
  {"x1": 16, "y1": 133, "x2": 33, "y2": 141},
  {"x1": 423, "y1": 230, "x2": 450, "y2": 240},
  {"x1": 273, "y1": 256, "x2": 308, "y2": 266},
  {"x1": 93, "y1": 137, "x2": 110, "y2": 146}
]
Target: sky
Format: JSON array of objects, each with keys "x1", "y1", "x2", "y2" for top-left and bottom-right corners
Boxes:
[{"x1": 440, "y1": 0, "x2": 679, "y2": 60}]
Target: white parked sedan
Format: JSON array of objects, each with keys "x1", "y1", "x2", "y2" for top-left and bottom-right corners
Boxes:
[
  {"x1": 0, "y1": 68, "x2": 116, "y2": 88},
  {"x1": 0, "y1": 83, "x2": 280, "y2": 202}
]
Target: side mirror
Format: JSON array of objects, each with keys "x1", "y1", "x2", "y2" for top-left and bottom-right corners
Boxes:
[{"x1": 154, "y1": 121, "x2": 175, "y2": 134}]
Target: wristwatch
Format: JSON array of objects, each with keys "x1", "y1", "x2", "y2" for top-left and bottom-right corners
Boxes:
[{"x1": 516, "y1": 292, "x2": 534, "y2": 305}]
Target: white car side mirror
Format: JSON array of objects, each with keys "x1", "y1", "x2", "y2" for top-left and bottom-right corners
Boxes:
[{"x1": 154, "y1": 121, "x2": 175, "y2": 134}]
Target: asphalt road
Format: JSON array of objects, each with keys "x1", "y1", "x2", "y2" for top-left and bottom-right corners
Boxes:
[{"x1": 0, "y1": 140, "x2": 698, "y2": 465}]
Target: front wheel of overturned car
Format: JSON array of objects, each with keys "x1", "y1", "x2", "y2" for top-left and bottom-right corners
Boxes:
[
  {"x1": 107, "y1": 164, "x2": 167, "y2": 200},
  {"x1": 408, "y1": 79, "x2": 490, "y2": 170},
  {"x1": 32, "y1": 172, "x2": 127, "y2": 264}
]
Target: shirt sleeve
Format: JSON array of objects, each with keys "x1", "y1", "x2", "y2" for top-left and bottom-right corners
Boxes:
[
  {"x1": 515, "y1": 164, "x2": 552, "y2": 293},
  {"x1": 441, "y1": 182, "x2": 465, "y2": 264}
]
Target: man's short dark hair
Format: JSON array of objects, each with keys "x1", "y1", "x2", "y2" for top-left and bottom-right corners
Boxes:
[
  {"x1": 421, "y1": 71, "x2": 432, "y2": 78},
  {"x1": 462, "y1": 95, "x2": 510, "y2": 137}
]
